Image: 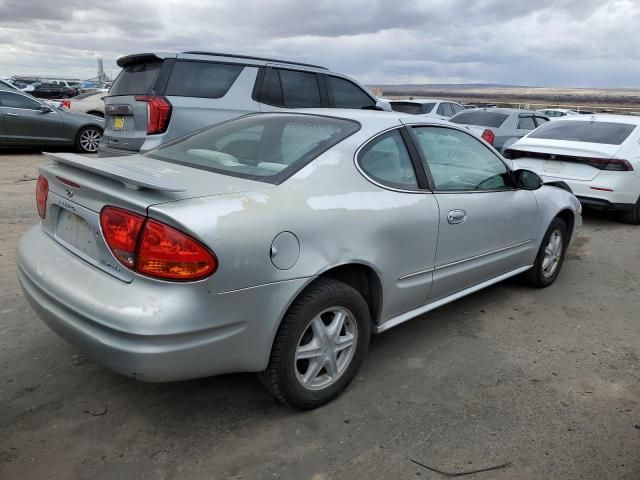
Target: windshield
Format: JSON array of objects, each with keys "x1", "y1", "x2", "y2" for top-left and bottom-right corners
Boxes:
[
  {"x1": 528, "y1": 120, "x2": 636, "y2": 145},
  {"x1": 450, "y1": 111, "x2": 510, "y2": 128},
  {"x1": 147, "y1": 113, "x2": 361, "y2": 184}
]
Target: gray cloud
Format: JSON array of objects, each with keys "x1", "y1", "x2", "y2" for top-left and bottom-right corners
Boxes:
[{"x1": 0, "y1": 0, "x2": 638, "y2": 87}]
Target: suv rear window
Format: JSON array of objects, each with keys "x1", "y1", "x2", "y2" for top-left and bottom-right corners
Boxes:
[
  {"x1": 165, "y1": 61, "x2": 243, "y2": 99},
  {"x1": 528, "y1": 120, "x2": 636, "y2": 145},
  {"x1": 110, "y1": 61, "x2": 162, "y2": 96},
  {"x1": 390, "y1": 102, "x2": 435, "y2": 115},
  {"x1": 146, "y1": 113, "x2": 360, "y2": 183},
  {"x1": 449, "y1": 111, "x2": 509, "y2": 128}
]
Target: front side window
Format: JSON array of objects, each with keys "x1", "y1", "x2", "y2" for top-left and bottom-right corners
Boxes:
[
  {"x1": 165, "y1": 61, "x2": 243, "y2": 99},
  {"x1": 412, "y1": 126, "x2": 510, "y2": 191},
  {"x1": 358, "y1": 129, "x2": 419, "y2": 189},
  {"x1": 518, "y1": 116, "x2": 536, "y2": 130},
  {"x1": 326, "y1": 75, "x2": 375, "y2": 109},
  {"x1": 534, "y1": 116, "x2": 548, "y2": 127},
  {"x1": 147, "y1": 113, "x2": 359, "y2": 183},
  {"x1": 0, "y1": 92, "x2": 41, "y2": 110}
]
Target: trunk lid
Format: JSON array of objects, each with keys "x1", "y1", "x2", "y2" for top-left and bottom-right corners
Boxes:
[
  {"x1": 507, "y1": 138, "x2": 622, "y2": 181},
  {"x1": 39, "y1": 152, "x2": 271, "y2": 281}
]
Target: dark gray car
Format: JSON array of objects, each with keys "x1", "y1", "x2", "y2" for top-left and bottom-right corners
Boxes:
[
  {"x1": 449, "y1": 108, "x2": 549, "y2": 154},
  {"x1": 0, "y1": 89, "x2": 104, "y2": 153}
]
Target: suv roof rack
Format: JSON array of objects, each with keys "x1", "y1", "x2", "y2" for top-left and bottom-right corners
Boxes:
[{"x1": 182, "y1": 51, "x2": 328, "y2": 70}]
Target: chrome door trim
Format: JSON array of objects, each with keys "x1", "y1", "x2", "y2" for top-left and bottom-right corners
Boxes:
[
  {"x1": 398, "y1": 267, "x2": 435, "y2": 281},
  {"x1": 376, "y1": 265, "x2": 532, "y2": 333},
  {"x1": 434, "y1": 239, "x2": 532, "y2": 271}
]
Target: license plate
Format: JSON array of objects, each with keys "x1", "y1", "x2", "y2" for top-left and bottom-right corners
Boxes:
[
  {"x1": 113, "y1": 116, "x2": 125, "y2": 131},
  {"x1": 544, "y1": 161, "x2": 565, "y2": 174},
  {"x1": 56, "y1": 211, "x2": 97, "y2": 257}
]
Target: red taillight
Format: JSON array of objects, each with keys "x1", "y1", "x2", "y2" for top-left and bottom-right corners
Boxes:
[
  {"x1": 602, "y1": 159, "x2": 633, "y2": 171},
  {"x1": 61, "y1": 99, "x2": 71, "y2": 109},
  {"x1": 36, "y1": 175, "x2": 48, "y2": 219},
  {"x1": 505, "y1": 150, "x2": 633, "y2": 171},
  {"x1": 137, "y1": 220, "x2": 217, "y2": 280},
  {"x1": 134, "y1": 95, "x2": 172, "y2": 134},
  {"x1": 481, "y1": 128, "x2": 495, "y2": 145},
  {"x1": 100, "y1": 207, "x2": 145, "y2": 268},
  {"x1": 99, "y1": 207, "x2": 216, "y2": 281}
]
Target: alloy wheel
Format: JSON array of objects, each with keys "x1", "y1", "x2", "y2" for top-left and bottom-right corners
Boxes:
[
  {"x1": 79, "y1": 128, "x2": 102, "y2": 153},
  {"x1": 542, "y1": 229, "x2": 563, "y2": 278}
]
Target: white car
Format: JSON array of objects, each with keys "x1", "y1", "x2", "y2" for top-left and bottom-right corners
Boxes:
[
  {"x1": 507, "y1": 114, "x2": 640, "y2": 223},
  {"x1": 536, "y1": 108, "x2": 579, "y2": 120},
  {"x1": 390, "y1": 98, "x2": 465, "y2": 120},
  {"x1": 61, "y1": 92, "x2": 105, "y2": 117}
]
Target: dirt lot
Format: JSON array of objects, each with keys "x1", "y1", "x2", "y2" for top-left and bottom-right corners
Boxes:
[{"x1": 0, "y1": 152, "x2": 638, "y2": 480}]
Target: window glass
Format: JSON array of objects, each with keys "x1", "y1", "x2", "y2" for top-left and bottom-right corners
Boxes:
[
  {"x1": 413, "y1": 126, "x2": 510, "y2": 191},
  {"x1": 451, "y1": 103, "x2": 464, "y2": 114},
  {"x1": 436, "y1": 103, "x2": 446, "y2": 116},
  {"x1": 528, "y1": 120, "x2": 636, "y2": 145},
  {"x1": 518, "y1": 116, "x2": 536, "y2": 130},
  {"x1": 390, "y1": 102, "x2": 435, "y2": 114},
  {"x1": 147, "y1": 113, "x2": 359, "y2": 183},
  {"x1": 449, "y1": 111, "x2": 509, "y2": 127},
  {"x1": 358, "y1": 129, "x2": 418, "y2": 189},
  {"x1": 0, "y1": 91, "x2": 41, "y2": 110},
  {"x1": 326, "y1": 76, "x2": 374, "y2": 109},
  {"x1": 165, "y1": 61, "x2": 243, "y2": 98},
  {"x1": 110, "y1": 61, "x2": 162, "y2": 96},
  {"x1": 533, "y1": 116, "x2": 548, "y2": 127},
  {"x1": 277, "y1": 69, "x2": 322, "y2": 108}
]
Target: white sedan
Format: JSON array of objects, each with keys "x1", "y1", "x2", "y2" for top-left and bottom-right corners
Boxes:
[{"x1": 507, "y1": 114, "x2": 640, "y2": 223}]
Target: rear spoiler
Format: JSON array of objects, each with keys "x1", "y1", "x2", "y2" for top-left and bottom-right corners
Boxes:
[{"x1": 44, "y1": 152, "x2": 187, "y2": 192}]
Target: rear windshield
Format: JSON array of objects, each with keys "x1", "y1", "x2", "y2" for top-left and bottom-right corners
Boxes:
[
  {"x1": 528, "y1": 120, "x2": 636, "y2": 145},
  {"x1": 390, "y1": 102, "x2": 435, "y2": 114},
  {"x1": 110, "y1": 61, "x2": 162, "y2": 96},
  {"x1": 449, "y1": 111, "x2": 509, "y2": 128},
  {"x1": 146, "y1": 114, "x2": 361, "y2": 184}
]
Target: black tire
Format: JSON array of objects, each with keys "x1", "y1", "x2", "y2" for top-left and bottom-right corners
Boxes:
[
  {"x1": 259, "y1": 278, "x2": 371, "y2": 409},
  {"x1": 619, "y1": 198, "x2": 640, "y2": 224},
  {"x1": 75, "y1": 126, "x2": 103, "y2": 154},
  {"x1": 524, "y1": 217, "x2": 568, "y2": 288}
]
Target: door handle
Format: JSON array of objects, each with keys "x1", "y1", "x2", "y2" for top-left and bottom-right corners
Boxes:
[
  {"x1": 447, "y1": 209, "x2": 467, "y2": 225},
  {"x1": 5, "y1": 112, "x2": 18, "y2": 117}
]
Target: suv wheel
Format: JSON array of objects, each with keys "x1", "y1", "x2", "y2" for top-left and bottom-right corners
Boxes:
[
  {"x1": 260, "y1": 278, "x2": 371, "y2": 409},
  {"x1": 76, "y1": 126, "x2": 103, "y2": 154},
  {"x1": 524, "y1": 217, "x2": 568, "y2": 288}
]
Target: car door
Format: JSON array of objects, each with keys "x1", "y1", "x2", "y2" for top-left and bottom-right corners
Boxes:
[
  {"x1": 0, "y1": 91, "x2": 65, "y2": 145},
  {"x1": 409, "y1": 125, "x2": 539, "y2": 301}
]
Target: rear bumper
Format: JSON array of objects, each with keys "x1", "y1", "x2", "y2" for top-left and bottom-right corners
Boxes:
[
  {"x1": 17, "y1": 225, "x2": 309, "y2": 382},
  {"x1": 539, "y1": 174, "x2": 639, "y2": 207},
  {"x1": 575, "y1": 196, "x2": 636, "y2": 211}
]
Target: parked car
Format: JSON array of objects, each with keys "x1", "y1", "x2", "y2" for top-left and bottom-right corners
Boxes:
[
  {"x1": 389, "y1": 98, "x2": 465, "y2": 120},
  {"x1": 450, "y1": 108, "x2": 549, "y2": 154},
  {"x1": 44, "y1": 79, "x2": 82, "y2": 89},
  {"x1": 99, "y1": 51, "x2": 390, "y2": 157},
  {"x1": 536, "y1": 108, "x2": 579, "y2": 119},
  {"x1": 0, "y1": 79, "x2": 21, "y2": 92},
  {"x1": 0, "y1": 90, "x2": 104, "y2": 153},
  {"x1": 507, "y1": 114, "x2": 640, "y2": 224},
  {"x1": 31, "y1": 82, "x2": 78, "y2": 99},
  {"x1": 61, "y1": 92, "x2": 105, "y2": 117},
  {"x1": 18, "y1": 110, "x2": 581, "y2": 408}
]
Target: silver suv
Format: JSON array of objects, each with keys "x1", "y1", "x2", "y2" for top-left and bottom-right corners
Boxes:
[{"x1": 98, "y1": 51, "x2": 390, "y2": 157}]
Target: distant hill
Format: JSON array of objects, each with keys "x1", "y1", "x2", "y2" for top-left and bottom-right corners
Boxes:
[{"x1": 369, "y1": 83, "x2": 529, "y2": 90}]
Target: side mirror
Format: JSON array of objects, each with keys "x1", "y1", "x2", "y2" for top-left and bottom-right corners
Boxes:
[
  {"x1": 513, "y1": 169, "x2": 542, "y2": 190},
  {"x1": 38, "y1": 105, "x2": 53, "y2": 113}
]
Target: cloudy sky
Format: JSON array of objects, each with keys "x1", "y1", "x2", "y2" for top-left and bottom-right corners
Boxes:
[{"x1": 0, "y1": 0, "x2": 638, "y2": 87}]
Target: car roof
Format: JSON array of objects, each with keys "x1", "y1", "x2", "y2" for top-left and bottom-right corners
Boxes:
[
  {"x1": 463, "y1": 107, "x2": 540, "y2": 115},
  {"x1": 117, "y1": 51, "x2": 328, "y2": 71},
  {"x1": 552, "y1": 113, "x2": 640, "y2": 125},
  {"x1": 389, "y1": 98, "x2": 444, "y2": 104}
]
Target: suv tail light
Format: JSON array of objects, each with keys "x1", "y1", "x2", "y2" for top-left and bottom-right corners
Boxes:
[
  {"x1": 36, "y1": 175, "x2": 48, "y2": 219},
  {"x1": 100, "y1": 206, "x2": 217, "y2": 281},
  {"x1": 481, "y1": 128, "x2": 495, "y2": 145},
  {"x1": 61, "y1": 99, "x2": 71, "y2": 109},
  {"x1": 134, "y1": 95, "x2": 172, "y2": 134}
]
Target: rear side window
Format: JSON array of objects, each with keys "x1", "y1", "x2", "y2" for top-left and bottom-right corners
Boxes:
[
  {"x1": 358, "y1": 129, "x2": 419, "y2": 190},
  {"x1": 110, "y1": 61, "x2": 162, "y2": 96},
  {"x1": 165, "y1": 61, "x2": 243, "y2": 99},
  {"x1": 326, "y1": 76, "x2": 375, "y2": 109},
  {"x1": 518, "y1": 116, "x2": 536, "y2": 130},
  {"x1": 146, "y1": 113, "x2": 359, "y2": 183},
  {"x1": 390, "y1": 102, "x2": 435, "y2": 114},
  {"x1": 437, "y1": 103, "x2": 453, "y2": 116},
  {"x1": 534, "y1": 116, "x2": 548, "y2": 127},
  {"x1": 278, "y1": 69, "x2": 322, "y2": 108},
  {"x1": 450, "y1": 111, "x2": 510, "y2": 128},
  {"x1": 0, "y1": 91, "x2": 41, "y2": 110},
  {"x1": 528, "y1": 120, "x2": 636, "y2": 145}
]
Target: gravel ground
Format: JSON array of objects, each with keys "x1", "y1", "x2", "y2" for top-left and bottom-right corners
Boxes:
[{"x1": 0, "y1": 152, "x2": 638, "y2": 480}]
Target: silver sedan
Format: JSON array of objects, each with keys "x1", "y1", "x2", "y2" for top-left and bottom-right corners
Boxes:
[{"x1": 17, "y1": 110, "x2": 581, "y2": 408}]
